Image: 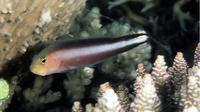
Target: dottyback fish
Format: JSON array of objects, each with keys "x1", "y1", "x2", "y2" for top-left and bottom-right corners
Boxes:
[{"x1": 30, "y1": 33, "x2": 148, "y2": 76}]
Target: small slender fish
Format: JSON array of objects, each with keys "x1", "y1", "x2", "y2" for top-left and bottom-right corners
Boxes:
[{"x1": 30, "y1": 34, "x2": 148, "y2": 76}]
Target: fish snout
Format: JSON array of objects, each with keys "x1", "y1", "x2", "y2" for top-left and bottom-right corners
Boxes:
[{"x1": 30, "y1": 64, "x2": 47, "y2": 76}]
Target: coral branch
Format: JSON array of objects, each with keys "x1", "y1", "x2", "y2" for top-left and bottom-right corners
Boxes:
[
  {"x1": 173, "y1": 0, "x2": 192, "y2": 30},
  {"x1": 172, "y1": 52, "x2": 188, "y2": 92},
  {"x1": 72, "y1": 101, "x2": 83, "y2": 112},
  {"x1": 194, "y1": 43, "x2": 200, "y2": 66},
  {"x1": 117, "y1": 85, "x2": 130, "y2": 111},
  {"x1": 131, "y1": 73, "x2": 161, "y2": 112}
]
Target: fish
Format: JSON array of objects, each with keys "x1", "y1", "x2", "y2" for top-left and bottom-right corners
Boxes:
[{"x1": 30, "y1": 33, "x2": 148, "y2": 76}]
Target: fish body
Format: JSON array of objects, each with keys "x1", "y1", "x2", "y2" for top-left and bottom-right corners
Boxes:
[{"x1": 30, "y1": 34, "x2": 148, "y2": 76}]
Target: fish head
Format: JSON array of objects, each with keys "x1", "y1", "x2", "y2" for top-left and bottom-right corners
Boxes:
[{"x1": 30, "y1": 53, "x2": 57, "y2": 76}]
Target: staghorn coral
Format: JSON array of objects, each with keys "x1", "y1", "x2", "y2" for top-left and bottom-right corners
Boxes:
[
  {"x1": 151, "y1": 55, "x2": 170, "y2": 87},
  {"x1": 133, "y1": 76, "x2": 143, "y2": 94},
  {"x1": 107, "y1": 0, "x2": 195, "y2": 32},
  {"x1": 173, "y1": 0, "x2": 192, "y2": 30},
  {"x1": 22, "y1": 76, "x2": 62, "y2": 111},
  {"x1": 0, "y1": 0, "x2": 86, "y2": 70},
  {"x1": 72, "y1": 101, "x2": 84, "y2": 112},
  {"x1": 108, "y1": 0, "x2": 159, "y2": 25},
  {"x1": 179, "y1": 66, "x2": 200, "y2": 111},
  {"x1": 183, "y1": 106, "x2": 199, "y2": 112},
  {"x1": 80, "y1": 82, "x2": 123, "y2": 112},
  {"x1": 95, "y1": 82, "x2": 111, "y2": 99},
  {"x1": 71, "y1": 42, "x2": 200, "y2": 112},
  {"x1": 108, "y1": 0, "x2": 159, "y2": 26},
  {"x1": 109, "y1": 0, "x2": 158, "y2": 13},
  {"x1": 81, "y1": 67, "x2": 95, "y2": 86},
  {"x1": 102, "y1": 0, "x2": 198, "y2": 63},
  {"x1": 64, "y1": 72, "x2": 85, "y2": 101},
  {"x1": 171, "y1": 52, "x2": 188, "y2": 108},
  {"x1": 1, "y1": 5, "x2": 153, "y2": 111},
  {"x1": 171, "y1": 52, "x2": 188, "y2": 90},
  {"x1": 63, "y1": 67, "x2": 95, "y2": 101},
  {"x1": 92, "y1": 82, "x2": 122, "y2": 112},
  {"x1": 136, "y1": 63, "x2": 146, "y2": 77},
  {"x1": 66, "y1": 6, "x2": 152, "y2": 81},
  {"x1": 131, "y1": 73, "x2": 161, "y2": 112},
  {"x1": 0, "y1": 0, "x2": 198, "y2": 111},
  {"x1": 101, "y1": 41, "x2": 152, "y2": 81},
  {"x1": 194, "y1": 43, "x2": 200, "y2": 66},
  {"x1": 185, "y1": 75, "x2": 200, "y2": 109},
  {"x1": 97, "y1": 88, "x2": 122, "y2": 112},
  {"x1": 117, "y1": 85, "x2": 130, "y2": 111},
  {"x1": 85, "y1": 103, "x2": 93, "y2": 112},
  {"x1": 151, "y1": 55, "x2": 171, "y2": 111}
]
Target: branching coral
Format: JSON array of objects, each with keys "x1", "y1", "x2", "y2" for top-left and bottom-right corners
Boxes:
[
  {"x1": 1, "y1": 5, "x2": 153, "y2": 111},
  {"x1": 109, "y1": 0, "x2": 158, "y2": 13},
  {"x1": 171, "y1": 52, "x2": 188, "y2": 108},
  {"x1": 172, "y1": 52, "x2": 188, "y2": 88},
  {"x1": 131, "y1": 73, "x2": 161, "y2": 112},
  {"x1": 179, "y1": 66, "x2": 200, "y2": 111},
  {"x1": 136, "y1": 63, "x2": 146, "y2": 77},
  {"x1": 72, "y1": 42, "x2": 200, "y2": 112},
  {"x1": 72, "y1": 101, "x2": 83, "y2": 112},
  {"x1": 151, "y1": 55, "x2": 171, "y2": 111},
  {"x1": 108, "y1": 0, "x2": 159, "y2": 25},
  {"x1": 108, "y1": 0, "x2": 194, "y2": 31},
  {"x1": 152, "y1": 55, "x2": 169, "y2": 86},
  {"x1": 194, "y1": 43, "x2": 200, "y2": 66},
  {"x1": 64, "y1": 72, "x2": 86, "y2": 101},
  {"x1": 0, "y1": 0, "x2": 197, "y2": 111},
  {"x1": 173, "y1": 0, "x2": 192, "y2": 30},
  {"x1": 108, "y1": 0, "x2": 158, "y2": 25},
  {"x1": 0, "y1": 0, "x2": 86, "y2": 70},
  {"x1": 22, "y1": 76, "x2": 62, "y2": 111},
  {"x1": 64, "y1": 67, "x2": 94, "y2": 101},
  {"x1": 101, "y1": 42, "x2": 152, "y2": 80},
  {"x1": 105, "y1": 0, "x2": 198, "y2": 55},
  {"x1": 97, "y1": 88, "x2": 122, "y2": 111},
  {"x1": 89, "y1": 82, "x2": 122, "y2": 112},
  {"x1": 117, "y1": 85, "x2": 130, "y2": 111},
  {"x1": 66, "y1": 7, "x2": 152, "y2": 81}
]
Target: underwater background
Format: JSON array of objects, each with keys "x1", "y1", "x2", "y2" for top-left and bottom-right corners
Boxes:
[{"x1": 0, "y1": 0, "x2": 199, "y2": 112}]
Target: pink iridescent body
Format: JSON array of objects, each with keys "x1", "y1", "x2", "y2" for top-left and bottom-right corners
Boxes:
[{"x1": 30, "y1": 34, "x2": 148, "y2": 76}]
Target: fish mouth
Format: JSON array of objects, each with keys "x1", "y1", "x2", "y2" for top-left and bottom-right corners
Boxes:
[{"x1": 30, "y1": 64, "x2": 46, "y2": 76}]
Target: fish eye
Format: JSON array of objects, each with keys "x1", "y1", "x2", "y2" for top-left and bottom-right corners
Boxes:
[{"x1": 40, "y1": 56, "x2": 47, "y2": 65}]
